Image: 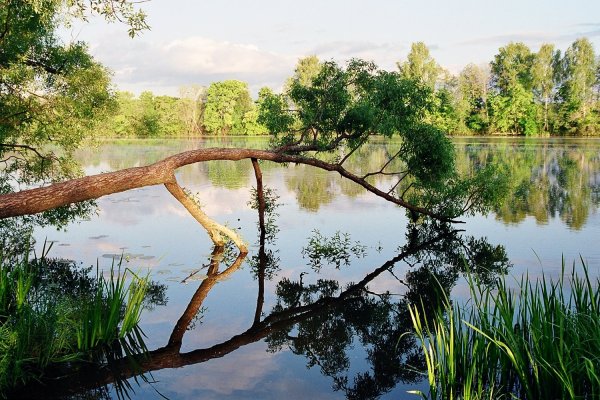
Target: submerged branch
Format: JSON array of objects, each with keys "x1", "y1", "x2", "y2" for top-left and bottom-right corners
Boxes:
[
  {"x1": 164, "y1": 174, "x2": 248, "y2": 252},
  {"x1": 0, "y1": 147, "x2": 462, "y2": 242},
  {"x1": 168, "y1": 248, "x2": 247, "y2": 349}
]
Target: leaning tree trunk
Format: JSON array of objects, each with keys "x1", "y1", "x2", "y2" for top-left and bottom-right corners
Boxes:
[{"x1": 0, "y1": 148, "x2": 456, "y2": 251}]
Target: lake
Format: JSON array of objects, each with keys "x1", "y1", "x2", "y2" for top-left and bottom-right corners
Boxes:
[{"x1": 31, "y1": 136, "x2": 600, "y2": 399}]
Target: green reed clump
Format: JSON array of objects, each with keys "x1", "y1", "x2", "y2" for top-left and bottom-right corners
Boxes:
[
  {"x1": 409, "y1": 259, "x2": 600, "y2": 400},
  {"x1": 0, "y1": 254, "x2": 149, "y2": 391}
]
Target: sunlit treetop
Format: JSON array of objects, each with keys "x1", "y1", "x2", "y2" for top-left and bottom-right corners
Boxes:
[
  {"x1": 258, "y1": 59, "x2": 508, "y2": 220},
  {"x1": 64, "y1": 0, "x2": 149, "y2": 37},
  {"x1": 0, "y1": 0, "x2": 149, "y2": 187}
]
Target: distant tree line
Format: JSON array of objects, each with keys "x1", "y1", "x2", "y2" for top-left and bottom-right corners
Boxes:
[
  {"x1": 403, "y1": 38, "x2": 600, "y2": 136},
  {"x1": 100, "y1": 37, "x2": 600, "y2": 137},
  {"x1": 98, "y1": 81, "x2": 269, "y2": 137}
]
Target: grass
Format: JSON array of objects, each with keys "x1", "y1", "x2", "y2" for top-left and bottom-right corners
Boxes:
[
  {"x1": 409, "y1": 259, "x2": 600, "y2": 400},
  {"x1": 0, "y1": 251, "x2": 149, "y2": 392}
]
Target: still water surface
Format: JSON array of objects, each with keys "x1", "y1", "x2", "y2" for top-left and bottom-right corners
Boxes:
[{"x1": 33, "y1": 137, "x2": 600, "y2": 399}]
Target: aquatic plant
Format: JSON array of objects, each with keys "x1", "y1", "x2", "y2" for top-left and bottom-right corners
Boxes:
[
  {"x1": 302, "y1": 230, "x2": 367, "y2": 271},
  {"x1": 409, "y1": 259, "x2": 600, "y2": 399},
  {"x1": 0, "y1": 252, "x2": 149, "y2": 392}
]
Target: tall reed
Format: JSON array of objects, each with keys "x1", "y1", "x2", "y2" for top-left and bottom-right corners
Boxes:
[
  {"x1": 0, "y1": 255, "x2": 149, "y2": 391},
  {"x1": 409, "y1": 259, "x2": 600, "y2": 400}
]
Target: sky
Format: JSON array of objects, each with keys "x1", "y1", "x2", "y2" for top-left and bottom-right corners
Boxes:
[{"x1": 66, "y1": 0, "x2": 600, "y2": 96}]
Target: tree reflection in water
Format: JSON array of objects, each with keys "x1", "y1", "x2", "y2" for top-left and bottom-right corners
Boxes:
[
  {"x1": 10, "y1": 182, "x2": 511, "y2": 400},
  {"x1": 266, "y1": 220, "x2": 510, "y2": 400}
]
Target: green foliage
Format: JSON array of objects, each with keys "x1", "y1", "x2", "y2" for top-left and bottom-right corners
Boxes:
[
  {"x1": 178, "y1": 84, "x2": 206, "y2": 136},
  {"x1": 0, "y1": 254, "x2": 153, "y2": 391},
  {"x1": 65, "y1": 0, "x2": 149, "y2": 38},
  {"x1": 397, "y1": 38, "x2": 600, "y2": 136},
  {"x1": 401, "y1": 124, "x2": 455, "y2": 185},
  {"x1": 555, "y1": 38, "x2": 599, "y2": 134},
  {"x1": 284, "y1": 55, "x2": 323, "y2": 92},
  {"x1": 257, "y1": 87, "x2": 297, "y2": 137},
  {"x1": 203, "y1": 80, "x2": 265, "y2": 135},
  {"x1": 240, "y1": 107, "x2": 268, "y2": 135},
  {"x1": 301, "y1": 230, "x2": 367, "y2": 271},
  {"x1": 531, "y1": 44, "x2": 558, "y2": 132},
  {"x1": 409, "y1": 162, "x2": 510, "y2": 219},
  {"x1": 490, "y1": 42, "x2": 534, "y2": 93},
  {"x1": 457, "y1": 64, "x2": 490, "y2": 133},
  {"x1": 398, "y1": 42, "x2": 443, "y2": 90},
  {"x1": 487, "y1": 43, "x2": 541, "y2": 135},
  {"x1": 425, "y1": 86, "x2": 461, "y2": 134},
  {"x1": 100, "y1": 91, "x2": 190, "y2": 137},
  {"x1": 488, "y1": 86, "x2": 539, "y2": 135},
  {"x1": 0, "y1": 0, "x2": 150, "y2": 185},
  {"x1": 100, "y1": 85, "x2": 267, "y2": 138},
  {"x1": 260, "y1": 59, "x2": 434, "y2": 147},
  {"x1": 260, "y1": 59, "x2": 512, "y2": 219},
  {"x1": 410, "y1": 260, "x2": 600, "y2": 400}
]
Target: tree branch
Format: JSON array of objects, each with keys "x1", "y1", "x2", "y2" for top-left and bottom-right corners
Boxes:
[
  {"x1": 164, "y1": 174, "x2": 248, "y2": 252},
  {"x1": 362, "y1": 148, "x2": 404, "y2": 179},
  {"x1": 0, "y1": 143, "x2": 54, "y2": 161},
  {"x1": 0, "y1": 147, "x2": 462, "y2": 232},
  {"x1": 338, "y1": 135, "x2": 369, "y2": 166},
  {"x1": 23, "y1": 58, "x2": 61, "y2": 74},
  {"x1": 399, "y1": 181, "x2": 414, "y2": 199}
]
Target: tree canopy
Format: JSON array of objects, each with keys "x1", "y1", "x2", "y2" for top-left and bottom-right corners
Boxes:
[
  {"x1": 202, "y1": 80, "x2": 266, "y2": 135},
  {"x1": 389, "y1": 40, "x2": 600, "y2": 136},
  {"x1": 0, "y1": 5, "x2": 507, "y2": 250},
  {"x1": 73, "y1": 39, "x2": 600, "y2": 140},
  {"x1": 397, "y1": 42, "x2": 443, "y2": 90},
  {"x1": 259, "y1": 59, "x2": 505, "y2": 220},
  {"x1": 0, "y1": 0, "x2": 148, "y2": 187}
]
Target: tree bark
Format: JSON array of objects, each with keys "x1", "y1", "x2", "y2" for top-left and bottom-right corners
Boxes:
[
  {"x1": 164, "y1": 174, "x2": 247, "y2": 252},
  {"x1": 0, "y1": 147, "x2": 458, "y2": 250}
]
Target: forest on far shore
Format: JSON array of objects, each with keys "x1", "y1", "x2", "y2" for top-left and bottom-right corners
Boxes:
[{"x1": 97, "y1": 38, "x2": 600, "y2": 138}]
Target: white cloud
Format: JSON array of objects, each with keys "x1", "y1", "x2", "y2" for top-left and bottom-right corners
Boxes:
[
  {"x1": 458, "y1": 26, "x2": 600, "y2": 49},
  {"x1": 90, "y1": 33, "x2": 297, "y2": 95},
  {"x1": 308, "y1": 40, "x2": 408, "y2": 70},
  {"x1": 166, "y1": 345, "x2": 280, "y2": 396},
  {"x1": 162, "y1": 38, "x2": 288, "y2": 75}
]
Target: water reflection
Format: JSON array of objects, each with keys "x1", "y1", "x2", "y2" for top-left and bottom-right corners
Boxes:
[
  {"x1": 76, "y1": 137, "x2": 600, "y2": 228},
  {"x1": 12, "y1": 197, "x2": 511, "y2": 399},
  {"x1": 14, "y1": 137, "x2": 597, "y2": 398},
  {"x1": 267, "y1": 221, "x2": 510, "y2": 399},
  {"x1": 454, "y1": 138, "x2": 600, "y2": 229}
]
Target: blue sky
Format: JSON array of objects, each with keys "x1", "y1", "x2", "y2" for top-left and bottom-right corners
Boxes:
[{"x1": 68, "y1": 0, "x2": 600, "y2": 96}]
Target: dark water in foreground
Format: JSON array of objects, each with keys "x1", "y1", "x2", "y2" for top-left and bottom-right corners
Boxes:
[{"x1": 31, "y1": 137, "x2": 600, "y2": 399}]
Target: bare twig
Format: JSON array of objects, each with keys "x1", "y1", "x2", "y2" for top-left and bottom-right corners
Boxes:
[
  {"x1": 0, "y1": 143, "x2": 53, "y2": 161},
  {"x1": 387, "y1": 179, "x2": 403, "y2": 195},
  {"x1": 362, "y1": 148, "x2": 404, "y2": 179},
  {"x1": 338, "y1": 135, "x2": 368, "y2": 166},
  {"x1": 400, "y1": 182, "x2": 414, "y2": 199}
]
